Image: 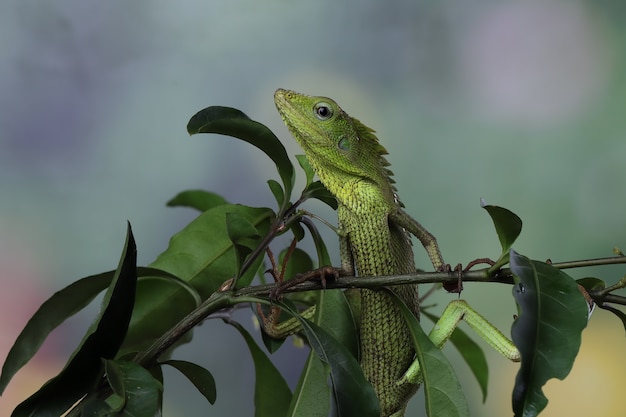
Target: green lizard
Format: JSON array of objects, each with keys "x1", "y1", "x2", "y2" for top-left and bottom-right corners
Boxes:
[{"x1": 272, "y1": 89, "x2": 519, "y2": 417}]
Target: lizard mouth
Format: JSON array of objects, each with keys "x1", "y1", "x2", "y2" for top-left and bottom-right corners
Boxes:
[{"x1": 274, "y1": 89, "x2": 328, "y2": 149}]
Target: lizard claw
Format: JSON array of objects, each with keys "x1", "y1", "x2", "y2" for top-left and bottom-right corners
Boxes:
[
  {"x1": 443, "y1": 263, "x2": 464, "y2": 294},
  {"x1": 269, "y1": 266, "x2": 341, "y2": 300},
  {"x1": 441, "y1": 258, "x2": 497, "y2": 294}
]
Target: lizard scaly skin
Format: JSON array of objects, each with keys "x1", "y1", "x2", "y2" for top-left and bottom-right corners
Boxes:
[{"x1": 274, "y1": 89, "x2": 445, "y2": 416}]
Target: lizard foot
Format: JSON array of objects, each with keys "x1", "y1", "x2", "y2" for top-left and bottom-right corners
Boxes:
[
  {"x1": 442, "y1": 258, "x2": 496, "y2": 293},
  {"x1": 269, "y1": 266, "x2": 341, "y2": 300}
]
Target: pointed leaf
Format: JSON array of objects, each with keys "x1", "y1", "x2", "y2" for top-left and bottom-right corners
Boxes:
[
  {"x1": 295, "y1": 154, "x2": 315, "y2": 187},
  {"x1": 302, "y1": 181, "x2": 338, "y2": 210},
  {"x1": 510, "y1": 250, "x2": 589, "y2": 417},
  {"x1": 12, "y1": 224, "x2": 138, "y2": 417},
  {"x1": 104, "y1": 360, "x2": 161, "y2": 417},
  {"x1": 576, "y1": 277, "x2": 605, "y2": 292},
  {"x1": 422, "y1": 310, "x2": 489, "y2": 402},
  {"x1": 226, "y1": 212, "x2": 262, "y2": 286},
  {"x1": 287, "y1": 288, "x2": 359, "y2": 417},
  {"x1": 267, "y1": 179, "x2": 285, "y2": 207},
  {"x1": 124, "y1": 204, "x2": 272, "y2": 352},
  {"x1": 166, "y1": 190, "x2": 229, "y2": 212},
  {"x1": 187, "y1": 106, "x2": 295, "y2": 203},
  {"x1": 481, "y1": 203, "x2": 522, "y2": 254},
  {"x1": 0, "y1": 267, "x2": 192, "y2": 395},
  {"x1": 162, "y1": 360, "x2": 216, "y2": 405},
  {"x1": 287, "y1": 350, "x2": 331, "y2": 417},
  {"x1": 230, "y1": 322, "x2": 292, "y2": 417},
  {"x1": 387, "y1": 290, "x2": 469, "y2": 417},
  {"x1": 280, "y1": 248, "x2": 314, "y2": 287},
  {"x1": 299, "y1": 216, "x2": 335, "y2": 268},
  {"x1": 282, "y1": 303, "x2": 379, "y2": 417},
  {"x1": 80, "y1": 398, "x2": 115, "y2": 416},
  {"x1": 0, "y1": 273, "x2": 110, "y2": 394},
  {"x1": 105, "y1": 359, "x2": 128, "y2": 407}
]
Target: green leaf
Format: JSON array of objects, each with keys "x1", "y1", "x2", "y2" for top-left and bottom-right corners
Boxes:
[
  {"x1": 302, "y1": 181, "x2": 338, "y2": 210},
  {"x1": 387, "y1": 290, "x2": 469, "y2": 417},
  {"x1": 142, "y1": 360, "x2": 164, "y2": 414},
  {"x1": 230, "y1": 322, "x2": 292, "y2": 417},
  {"x1": 295, "y1": 154, "x2": 315, "y2": 187},
  {"x1": 287, "y1": 350, "x2": 331, "y2": 417},
  {"x1": 0, "y1": 274, "x2": 110, "y2": 394},
  {"x1": 12, "y1": 223, "x2": 138, "y2": 417},
  {"x1": 103, "y1": 360, "x2": 161, "y2": 417},
  {"x1": 123, "y1": 204, "x2": 272, "y2": 352},
  {"x1": 576, "y1": 277, "x2": 605, "y2": 292},
  {"x1": 422, "y1": 310, "x2": 489, "y2": 402},
  {"x1": 509, "y1": 250, "x2": 589, "y2": 417},
  {"x1": 166, "y1": 190, "x2": 229, "y2": 212},
  {"x1": 162, "y1": 360, "x2": 216, "y2": 405},
  {"x1": 481, "y1": 203, "x2": 522, "y2": 260},
  {"x1": 267, "y1": 179, "x2": 286, "y2": 207},
  {"x1": 290, "y1": 221, "x2": 306, "y2": 242},
  {"x1": 282, "y1": 302, "x2": 379, "y2": 417},
  {"x1": 0, "y1": 267, "x2": 193, "y2": 395},
  {"x1": 287, "y1": 288, "x2": 360, "y2": 417},
  {"x1": 280, "y1": 248, "x2": 314, "y2": 285},
  {"x1": 81, "y1": 398, "x2": 115, "y2": 416},
  {"x1": 105, "y1": 359, "x2": 127, "y2": 409},
  {"x1": 226, "y1": 211, "x2": 262, "y2": 286},
  {"x1": 299, "y1": 216, "x2": 335, "y2": 268},
  {"x1": 187, "y1": 106, "x2": 295, "y2": 204}
]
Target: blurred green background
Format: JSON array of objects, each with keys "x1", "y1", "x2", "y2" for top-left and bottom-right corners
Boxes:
[{"x1": 1, "y1": 0, "x2": 625, "y2": 415}]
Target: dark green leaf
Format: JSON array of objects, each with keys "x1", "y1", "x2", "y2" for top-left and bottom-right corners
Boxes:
[
  {"x1": 482, "y1": 203, "x2": 522, "y2": 256},
  {"x1": 510, "y1": 250, "x2": 589, "y2": 417},
  {"x1": 105, "y1": 359, "x2": 127, "y2": 408},
  {"x1": 187, "y1": 106, "x2": 295, "y2": 204},
  {"x1": 387, "y1": 290, "x2": 469, "y2": 417},
  {"x1": 287, "y1": 288, "x2": 360, "y2": 417},
  {"x1": 12, "y1": 224, "x2": 137, "y2": 417},
  {"x1": 290, "y1": 221, "x2": 306, "y2": 242},
  {"x1": 281, "y1": 302, "x2": 378, "y2": 417},
  {"x1": 314, "y1": 290, "x2": 359, "y2": 361},
  {"x1": 281, "y1": 248, "x2": 314, "y2": 285},
  {"x1": 226, "y1": 212, "x2": 262, "y2": 286},
  {"x1": 299, "y1": 217, "x2": 334, "y2": 268},
  {"x1": 139, "y1": 268, "x2": 202, "y2": 308},
  {"x1": 287, "y1": 350, "x2": 331, "y2": 417},
  {"x1": 104, "y1": 360, "x2": 161, "y2": 417},
  {"x1": 166, "y1": 190, "x2": 229, "y2": 212},
  {"x1": 80, "y1": 398, "x2": 115, "y2": 416},
  {"x1": 0, "y1": 267, "x2": 192, "y2": 395},
  {"x1": 295, "y1": 154, "x2": 315, "y2": 187},
  {"x1": 267, "y1": 179, "x2": 285, "y2": 207},
  {"x1": 162, "y1": 360, "x2": 216, "y2": 405},
  {"x1": 302, "y1": 181, "x2": 338, "y2": 210},
  {"x1": 421, "y1": 310, "x2": 489, "y2": 402},
  {"x1": 230, "y1": 322, "x2": 292, "y2": 417},
  {"x1": 123, "y1": 204, "x2": 272, "y2": 352},
  {"x1": 0, "y1": 274, "x2": 110, "y2": 394},
  {"x1": 576, "y1": 277, "x2": 605, "y2": 292},
  {"x1": 148, "y1": 360, "x2": 164, "y2": 413}
]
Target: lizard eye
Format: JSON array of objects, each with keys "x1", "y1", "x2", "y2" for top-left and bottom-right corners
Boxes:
[{"x1": 314, "y1": 102, "x2": 333, "y2": 120}]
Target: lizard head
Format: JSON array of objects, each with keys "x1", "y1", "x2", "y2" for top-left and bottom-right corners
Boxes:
[{"x1": 274, "y1": 88, "x2": 397, "y2": 206}]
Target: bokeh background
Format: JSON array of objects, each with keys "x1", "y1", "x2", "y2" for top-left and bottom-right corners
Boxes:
[{"x1": 2, "y1": 0, "x2": 626, "y2": 415}]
